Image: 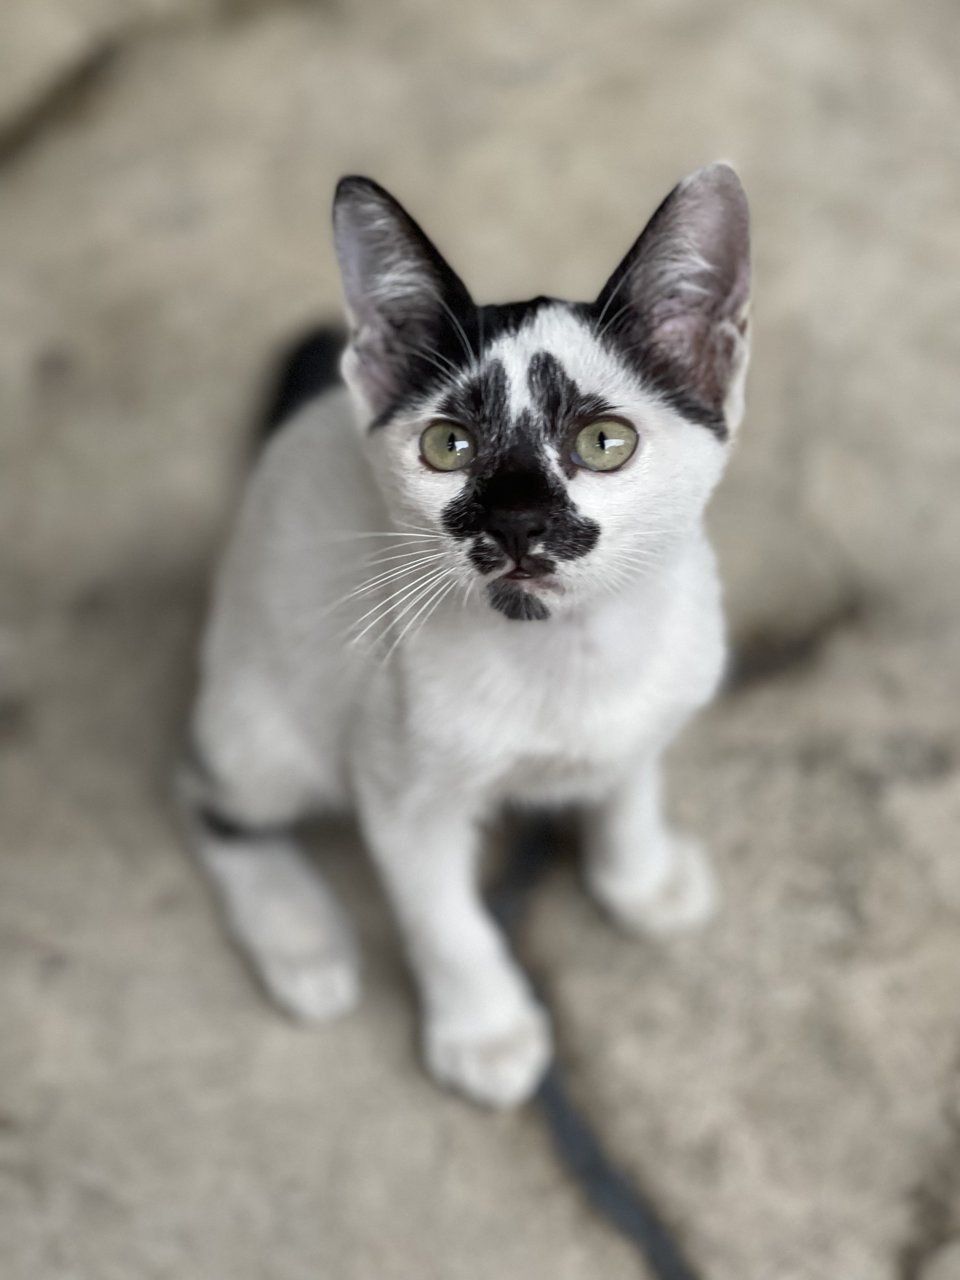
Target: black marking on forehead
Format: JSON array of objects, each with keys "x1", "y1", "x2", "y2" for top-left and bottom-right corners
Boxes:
[
  {"x1": 362, "y1": 280, "x2": 728, "y2": 442},
  {"x1": 367, "y1": 297, "x2": 588, "y2": 430},
  {"x1": 526, "y1": 351, "x2": 614, "y2": 438},
  {"x1": 436, "y1": 359, "x2": 510, "y2": 444}
]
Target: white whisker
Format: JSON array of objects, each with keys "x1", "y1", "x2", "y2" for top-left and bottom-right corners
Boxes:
[
  {"x1": 361, "y1": 547, "x2": 446, "y2": 569},
  {"x1": 596, "y1": 297, "x2": 636, "y2": 344},
  {"x1": 324, "y1": 554, "x2": 449, "y2": 617},
  {"x1": 594, "y1": 266, "x2": 632, "y2": 337},
  {"x1": 323, "y1": 531, "x2": 443, "y2": 547},
  {"x1": 415, "y1": 347, "x2": 462, "y2": 382},
  {"x1": 342, "y1": 564, "x2": 449, "y2": 635},
  {"x1": 477, "y1": 305, "x2": 487, "y2": 419},
  {"x1": 397, "y1": 520, "x2": 443, "y2": 535},
  {"x1": 348, "y1": 565, "x2": 450, "y2": 648},
  {"x1": 383, "y1": 572, "x2": 457, "y2": 663},
  {"x1": 361, "y1": 568, "x2": 453, "y2": 656},
  {"x1": 434, "y1": 293, "x2": 477, "y2": 369}
]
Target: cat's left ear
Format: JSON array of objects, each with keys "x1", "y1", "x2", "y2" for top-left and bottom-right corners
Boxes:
[
  {"x1": 333, "y1": 176, "x2": 473, "y2": 420},
  {"x1": 595, "y1": 163, "x2": 751, "y2": 435}
]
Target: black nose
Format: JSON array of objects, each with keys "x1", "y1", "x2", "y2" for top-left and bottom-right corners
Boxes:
[{"x1": 484, "y1": 509, "x2": 548, "y2": 564}]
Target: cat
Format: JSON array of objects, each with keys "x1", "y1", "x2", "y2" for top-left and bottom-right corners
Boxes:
[{"x1": 178, "y1": 164, "x2": 751, "y2": 1109}]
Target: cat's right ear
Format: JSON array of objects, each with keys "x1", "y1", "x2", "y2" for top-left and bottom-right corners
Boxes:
[
  {"x1": 595, "y1": 164, "x2": 751, "y2": 435},
  {"x1": 332, "y1": 177, "x2": 473, "y2": 421}
]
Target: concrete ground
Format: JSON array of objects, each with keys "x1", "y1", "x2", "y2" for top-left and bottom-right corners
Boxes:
[{"x1": 1, "y1": 2, "x2": 959, "y2": 1277}]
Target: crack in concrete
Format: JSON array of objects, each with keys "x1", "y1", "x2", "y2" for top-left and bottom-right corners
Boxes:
[
  {"x1": 726, "y1": 591, "x2": 865, "y2": 691},
  {"x1": 897, "y1": 1096, "x2": 960, "y2": 1280},
  {"x1": 0, "y1": 41, "x2": 119, "y2": 164}
]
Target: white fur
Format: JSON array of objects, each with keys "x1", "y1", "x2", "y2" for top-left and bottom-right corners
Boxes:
[{"x1": 185, "y1": 308, "x2": 741, "y2": 1108}]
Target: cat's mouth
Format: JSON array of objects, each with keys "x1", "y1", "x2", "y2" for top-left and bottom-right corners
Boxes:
[
  {"x1": 498, "y1": 554, "x2": 556, "y2": 585},
  {"x1": 485, "y1": 554, "x2": 560, "y2": 620}
]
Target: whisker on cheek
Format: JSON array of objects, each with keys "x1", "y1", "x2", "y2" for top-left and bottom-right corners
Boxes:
[
  {"x1": 347, "y1": 565, "x2": 451, "y2": 648},
  {"x1": 382, "y1": 572, "x2": 458, "y2": 663},
  {"x1": 362, "y1": 546, "x2": 446, "y2": 568},
  {"x1": 320, "y1": 556, "x2": 449, "y2": 621}
]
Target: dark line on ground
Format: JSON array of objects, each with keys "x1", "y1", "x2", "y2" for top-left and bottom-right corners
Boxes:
[
  {"x1": 896, "y1": 1088, "x2": 960, "y2": 1280},
  {"x1": 0, "y1": 43, "x2": 120, "y2": 164},
  {"x1": 489, "y1": 816, "x2": 704, "y2": 1280},
  {"x1": 0, "y1": 694, "x2": 32, "y2": 746},
  {"x1": 725, "y1": 592, "x2": 864, "y2": 692}
]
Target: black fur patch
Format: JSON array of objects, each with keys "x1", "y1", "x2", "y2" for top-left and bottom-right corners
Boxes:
[
  {"x1": 435, "y1": 359, "x2": 511, "y2": 446},
  {"x1": 547, "y1": 517, "x2": 600, "y2": 562},
  {"x1": 437, "y1": 348, "x2": 601, "y2": 610},
  {"x1": 526, "y1": 350, "x2": 614, "y2": 442},
  {"x1": 440, "y1": 438, "x2": 579, "y2": 554},
  {"x1": 487, "y1": 581, "x2": 551, "y2": 622},
  {"x1": 259, "y1": 325, "x2": 345, "y2": 443},
  {"x1": 364, "y1": 289, "x2": 726, "y2": 442},
  {"x1": 468, "y1": 539, "x2": 507, "y2": 574},
  {"x1": 369, "y1": 297, "x2": 580, "y2": 430}
]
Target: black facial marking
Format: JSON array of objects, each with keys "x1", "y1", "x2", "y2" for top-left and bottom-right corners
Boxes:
[
  {"x1": 339, "y1": 171, "x2": 742, "y2": 441},
  {"x1": 468, "y1": 539, "x2": 507, "y2": 574},
  {"x1": 368, "y1": 297, "x2": 568, "y2": 431},
  {"x1": 487, "y1": 581, "x2": 551, "y2": 622},
  {"x1": 526, "y1": 351, "x2": 614, "y2": 441},
  {"x1": 548, "y1": 518, "x2": 600, "y2": 561},
  {"x1": 436, "y1": 359, "x2": 511, "y2": 447},
  {"x1": 437, "y1": 345, "x2": 602, "y2": 609},
  {"x1": 480, "y1": 443, "x2": 554, "y2": 510}
]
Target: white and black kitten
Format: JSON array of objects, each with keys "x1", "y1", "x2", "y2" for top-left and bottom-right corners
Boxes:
[{"x1": 180, "y1": 165, "x2": 751, "y2": 1108}]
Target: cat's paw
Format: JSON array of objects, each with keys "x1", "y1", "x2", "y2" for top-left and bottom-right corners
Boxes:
[
  {"x1": 255, "y1": 949, "x2": 361, "y2": 1023},
  {"x1": 424, "y1": 1004, "x2": 553, "y2": 1109},
  {"x1": 587, "y1": 835, "x2": 719, "y2": 937},
  {"x1": 193, "y1": 833, "x2": 362, "y2": 1025}
]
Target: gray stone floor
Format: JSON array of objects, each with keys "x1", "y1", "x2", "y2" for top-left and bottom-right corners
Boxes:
[{"x1": 1, "y1": 2, "x2": 959, "y2": 1277}]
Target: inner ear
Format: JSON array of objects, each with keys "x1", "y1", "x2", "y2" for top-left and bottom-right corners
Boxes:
[
  {"x1": 332, "y1": 177, "x2": 474, "y2": 420},
  {"x1": 594, "y1": 163, "x2": 751, "y2": 432}
]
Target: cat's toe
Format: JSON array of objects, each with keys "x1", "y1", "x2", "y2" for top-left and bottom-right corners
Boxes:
[
  {"x1": 258, "y1": 952, "x2": 361, "y2": 1024},
  {"x1": 588, "y1": 836, "x2": 719, "y2": 937},
  {"x1": 424, "y1": 1005, "x2": 553, "y2": 1109}
]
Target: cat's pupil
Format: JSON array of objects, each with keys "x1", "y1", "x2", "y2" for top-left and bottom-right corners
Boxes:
[
  {"x1": 598, "y1": 430, "x2": 607, "y2": 451},
  {"x1": 447, "y1": 432, "x2": 456, "y2": 452}
]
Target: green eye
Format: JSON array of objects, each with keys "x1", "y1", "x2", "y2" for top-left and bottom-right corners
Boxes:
[
  {"x1": 572, "y1": 419, "x2": 638, "y2": 472},
  {"x1": 420, "y1": 421, "x2": 477, "y2": 472}
]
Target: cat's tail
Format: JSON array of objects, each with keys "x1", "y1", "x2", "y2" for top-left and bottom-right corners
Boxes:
[{"x1": 258, "y1": 324, "x2": 345, "y2": 445}]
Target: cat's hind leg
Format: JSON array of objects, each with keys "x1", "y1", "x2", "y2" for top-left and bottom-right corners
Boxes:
[
  {"x1": 583, "y1": 755, "x2": 718, "y2": 937},
  {"x1": 176, "y1": 762, "x2": 360, "y2": 1023}
]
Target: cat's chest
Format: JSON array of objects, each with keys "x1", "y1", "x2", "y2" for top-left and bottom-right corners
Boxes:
[{"x1": 401, "y1": 600, "x2": 679, "y2": 789}]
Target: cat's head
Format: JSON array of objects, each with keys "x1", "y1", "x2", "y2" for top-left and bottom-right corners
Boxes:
[{"x1": 332, "y1": 165, "x2": 750, "y2": 622}]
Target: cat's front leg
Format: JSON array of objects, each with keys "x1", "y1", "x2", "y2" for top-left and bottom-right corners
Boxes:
[
  {"x1": 357, "y1": 778, "x2": 551, "y2": 1109},
  {"x1": 584, "y1": 755, "x2": 718, "y2": 936}
]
